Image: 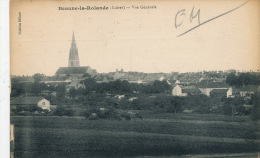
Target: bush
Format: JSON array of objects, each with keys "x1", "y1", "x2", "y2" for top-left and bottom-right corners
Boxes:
[
  {"x1": 12, "y1": 105, "x2": 44, "y2": 115},
  {"x1": 53, "y1": 106, "x2": 75, "y2": 117},
  {"x1": 222, "y1": 105, "x2": 232, "y2": 115},
  {"x1": 84, "y1": 108, "x2": 122, "y2": 120},
  {"x1": 121, "y1": 113, "x2": 131, "y2": 120},
  {"x1": 135, "y1": 113, "x2": 143, "y2": 119},
  {"x1": 88, "y1": 113, "x2": 99, "y2": 120},
  {"x1": 53, "y1": 106, "x2": 66, "y2": 117},
  {"x1": 64, "y1": 108, "x2": 75, "y2": 117},
  {"x1": 166, "y1": 97, "x2": 183, "y2": 113}
]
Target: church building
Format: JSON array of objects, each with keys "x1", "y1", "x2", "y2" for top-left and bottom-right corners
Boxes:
[
  {"x1": 55, "y1": 32, "x2": 97, "y2": 78},
  {"x1": 53, "y1": 32, "x2": 97, "y2": 91}
]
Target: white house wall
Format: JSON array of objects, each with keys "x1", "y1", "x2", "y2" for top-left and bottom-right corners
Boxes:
[
  {"x1": 199, "y1": 87, "x2": 233, "y2": 97},
  {"x1": 172, "y1": 85, "x2": 187, "y2": 97},
  {"x1": 199, "y1": 88, "x2": 211, "y2": 96},
  {"x1": 227, "y1": 88, "x2": 233, "y2": 98},
  {"x1": 37, "y1": 99, "x2": 51, "y2": 111},
  {"x1": 172, "y1": 85, "x2": 181, "y2": 96}
]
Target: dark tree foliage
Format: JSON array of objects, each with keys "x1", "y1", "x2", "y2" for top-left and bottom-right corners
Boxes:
[
  {"x1": 53, "y1": 106, "x2": 66, "y2": 117},
  {"x1": 152, "y1": 80, "x2": 171, "y2": 93},
  {"x1": 68, "y1": 87, "x2": 77, "y2": 99},
  {"x1": 143, "y1": 80, "x2": 171, "y2": 93},
  {"x1": 31, "y1": 82, "x2": 48, "y2": 95},
  {"x1": 13, "y1": 105, "x2": 42, "y2": 114},
  {"x1": 53, "y1": 106, "x2": 75, "y2": 117},
  {"x1": 55, "y1": 84, "x2": 66, "y2": 98},
  {"x1": 226, "y1": 72, "x2": 260, "y2": 87},
  {"x1": 167, "y1": 97, "x2": 183, "y2": 113},
  {"x1": 82, "y1": 73, "x2": 92, "y2": 78},
  {"x1": 82, "y1": 79, "x2": 172, "y2": 94},
  {"x1": 83, "y1": 108, "x2": 121, "y2": 120},
  {"x1": 222, "y1": 105, "x2": 233, "y2": 115},
  {"x1": 84, "y1": 78, "x2": 97, "y2": 94},
  {"x1": 11, "y1": 73, "x2": 64, "y2": 97},
  {"x1": 251, "y1": 90, "x2": 260, "y2": 120},
  {"x1": 224, "y1": 97, "x2": 245, "y2": 106},
  {"x1": 11, "y1": 79, "x2": 49, "y2": 96},
  {"x1": 64, "y1": 108, "x2": 75, "y2": 117},
  {"x1": 32, "y1": 73, "x2": 45, "y2": 83},
  {"x1": 11, "y1": 78, "x2": 24, "y2": 97}
]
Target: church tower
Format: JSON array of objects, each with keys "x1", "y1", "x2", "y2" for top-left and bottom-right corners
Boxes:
[{"x1": 68, "y1": 31, "x2": 80, "y2": 67}]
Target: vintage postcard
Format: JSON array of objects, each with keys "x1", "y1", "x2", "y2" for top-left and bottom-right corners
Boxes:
[{"x1": 10, "y1": 0, "x2": 260, "y2": 157}]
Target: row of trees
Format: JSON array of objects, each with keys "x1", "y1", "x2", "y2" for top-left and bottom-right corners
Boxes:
[
  {"x1": 11, "y1": 76, "x2": 67, "y2": 98},
  {"x1": 11, "y1": 77, "x2": 172, "y2": 99},
  {"x1": 79, "y1": 79, "x2": 171, "y2": 95},
  {"x1": 226, "y1": 72, "x2": 260, "y2": 87}
]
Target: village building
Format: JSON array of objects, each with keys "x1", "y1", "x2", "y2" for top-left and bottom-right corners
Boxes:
[
  {"x1": 66, "y1": 79, "x2": 86, "y2": 91},
  {"x1": 55, "y1": 32, "x2": 97, "y2": 78},
  {"x1": 41, "y1": 90, "x2": 57, "y2": 97},
  {"x1": 95, "y1": 74, "x2": 113, "y2": 83},
  {"x1": 10, "y1": 96, "x2": 51, "y2": 111},
  {"x1": 166, "y1": 79, "x2": 177, "y2": 85},
  {"x1": 239, "y1": 85, "x2": 260, "y2": 97},
  {"x1": 172, "y1": 84, "x2": 200, "y2": 97},
  {"x1": 41, "y1": 76, "x2": 67, "y2": 82},
  {"x1": 196, "y1": 82, "x2": 232, "y2": 98},
  {"x1": 11, "y1": 76, "x2": 35, "y2": 83},
  {"x1": 113, "y1": 69, "x2": 125, "y2": 80},
  {"x1": 56, "y1": 66, "x2": 96, "y2": 78},
  {"x1": 51, "y1": 32, "x2": 97, "y2": 91},
  {"x1": 210, "y1": 89, "x2": 231, "y2": 98}
]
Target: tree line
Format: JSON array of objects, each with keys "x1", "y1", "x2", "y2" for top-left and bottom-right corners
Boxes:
[{"x1": 226, "y1": 72, "x2": 260, "y2": 87}]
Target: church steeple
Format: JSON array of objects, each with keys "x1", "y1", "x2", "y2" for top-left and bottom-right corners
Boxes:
[
  {"x1": 72, "y1": 31, "x2": 75, "y2": 43},
  {"x1": 68, "y1": 31, "x2": 80, "y2": 67}
]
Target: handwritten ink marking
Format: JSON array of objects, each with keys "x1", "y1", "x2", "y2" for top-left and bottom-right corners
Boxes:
[
  {"x1": 190, "y1": 6, "x2": 200, "y2": 24},
  {"x1": 175, "y1": 9, "x2": 186, "y2": 28},
  {"x1": 175, "y1": 7, "x2": 200, "y2": 29},
  {"x1": 18, "y1": 12, "x2": 21, "y2": 35},
  {"x1": 177, "y1": 0, "x2": 250, "y2": 37}
]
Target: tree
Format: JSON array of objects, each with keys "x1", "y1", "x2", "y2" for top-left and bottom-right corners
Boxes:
[
  {"x1": 121, "y1": 80, "x2": 132, "y2": 93},
  {"x1": 84, "y1": 78, "x2": 97, "y2": 94},
  {"x1": 53, "y1": 105, "x2": 66, "y2": 117},
  {"x1": 251, "y1": 89, "x2": 260, "y2": 120},
  {"x1": 167, "y1": 97, "x2": 182, "y2": 113},
  {"x1": 26, "y1": 105, "x2": 42, "y2": 112},
  {"x1": 222, "y1": 104, "x2": 232, "y2": 115},
  {"x1": 226, "y1": 72, "x2": 236, "y2": 86},
  {"x1": 82, "y1": 73, "x2": 92, "y2": 78},
  {"x1": 31, "y1": 82, "x2": 47, "y2": 95},
  {"x1": 11, "y1": 78, "x2": 24, "y2": 97},
  {"x1": 226, "y1": 72, "x2": 260, "y2": 87},
  {"x1": 32, "y1": 73, "x2": 44, "y2": 83},
  {"x1": 68, "y1": 87, "x2": 77, "y2": 99},
  {"x1": 132, "y1": 99, "x2": 141, "y2": 110},
  {"x1": 56, "y1": 84, "x2": 66, "y2": 99},
  {"x1": 64, "y1": 108, "x2": 75, "y2": 117}
]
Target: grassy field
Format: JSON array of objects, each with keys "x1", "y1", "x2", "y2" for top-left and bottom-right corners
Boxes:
[{"x1": 11, "y1": 113, "x2": 260, "y2": 158}]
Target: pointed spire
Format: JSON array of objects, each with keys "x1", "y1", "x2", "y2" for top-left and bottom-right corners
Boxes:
[
  {"x1": 72, "y1": 30, "x2": 75, "y2": 43},
  {"x1": 68, "y1": 31, "x2": 80, "y2": 67}
]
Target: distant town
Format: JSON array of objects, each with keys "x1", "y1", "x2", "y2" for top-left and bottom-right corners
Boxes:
[
  {"x1": 10, "y1": 32, "x2": 260, "y2": 118},
  {"x1": 10, "y1": 32, "x2": 260, "y2": 158}
]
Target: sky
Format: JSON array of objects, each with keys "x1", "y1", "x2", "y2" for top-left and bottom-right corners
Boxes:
[{"x1": 10, "y1": 0, "x2": 260, "y2": 76}]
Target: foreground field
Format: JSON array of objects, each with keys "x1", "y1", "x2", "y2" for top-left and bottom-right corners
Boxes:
[{"x1": 11, "y1": 113, "x2": 260, "y2": 158}]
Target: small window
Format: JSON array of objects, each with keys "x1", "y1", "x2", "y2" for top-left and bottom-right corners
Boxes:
[{"x1": 42, "y1": 102, "x2": 45, "y2": 105}]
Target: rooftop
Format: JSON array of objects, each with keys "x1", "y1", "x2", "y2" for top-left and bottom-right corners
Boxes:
[
  {"x1": 11, "y1": 96, "x2": 46, "y2": 105},
  {"x1": 210, "y1": 89, "x2": 228, "y2": 94},
  {"x1": 196, "y1": 82, "x2": 229, "y2": 88},
  {"x1": 55, "y1": 66, "x2": 90, "y2": 75}
]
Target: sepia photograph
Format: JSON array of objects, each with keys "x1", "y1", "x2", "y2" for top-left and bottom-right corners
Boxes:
[{"x1": 10, "y1": 0, "x2": 260, "y2": 157}]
